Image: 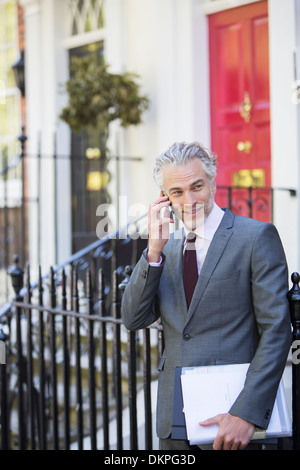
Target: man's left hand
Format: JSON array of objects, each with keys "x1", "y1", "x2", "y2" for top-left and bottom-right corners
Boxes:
[{"x1": 199, "y1": 413, "x2": 255, "y2": 450}]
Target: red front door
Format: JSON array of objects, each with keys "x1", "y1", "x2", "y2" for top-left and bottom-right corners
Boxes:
[{"x1": 209, "y1": 1, "x2": 271, "y2": 221}]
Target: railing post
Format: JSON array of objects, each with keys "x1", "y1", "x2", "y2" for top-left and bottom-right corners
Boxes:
[
  {"x1": 72, "y1": 265, "x2": 83, "y2": 450},
  {"x1": 8, "y1": 254, "x2": 24, "y2": 298},
  {"x1": 49, "y1": 267, "x2": 59, "y2": 450},
  {"x1": 143, "y1": 327, "x2": 153, "y2": 450},
  {"x1": 119, "y1": 266, "x2": 142, "y2": 450},
  {"x1": 8, "y1": 254, "x2": 27, "y2": 449},
  {"x1": 25, "y1": 264, "x2": 35, "y2": 449},
  {"x1": 61, "y1": 268, "x2": 70, "y2": 450},
  {"x1": 287, "y1": 272, "x2": 300, "y2": 450},
  {"x1": 111, "y1": 269, "x2": 123, "y2": 450},
  {"x1": 119, "y1": 266, "x2": 140, "y2": 449},
  {"x1": 86, "y1": 268, "x2": 97, "y2": 450},
  {"x1": 37, "y1": 266, "x2": 47, "y2": 450},
  {"x1": 118, "y1": 266, "x2": 133, "y2": 291},
  {"x1": 0, "y1": 328, "x2": 9, "y2": 449}
]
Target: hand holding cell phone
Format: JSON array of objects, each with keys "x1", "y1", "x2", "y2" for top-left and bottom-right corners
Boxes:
[{"x1": 147, "y1": 191, "x2": 175, "y2": 263}]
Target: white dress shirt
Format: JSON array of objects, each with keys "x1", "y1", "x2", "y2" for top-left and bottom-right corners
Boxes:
[
  {"x1": 149, "y1": 203, "x2": 224, "y2": 272},
  {"x1": 183, "y1": 203, "x2": 224, "y2": 274}
]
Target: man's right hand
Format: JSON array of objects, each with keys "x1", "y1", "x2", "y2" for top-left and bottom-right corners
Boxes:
[{"x1": 147, "y1": 191, "x2": 174, "y2": 263}]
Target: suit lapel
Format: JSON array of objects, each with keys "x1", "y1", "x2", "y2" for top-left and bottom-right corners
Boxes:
[{"x1": 186, "y1": 209, "x2": 235, "y2": 322}]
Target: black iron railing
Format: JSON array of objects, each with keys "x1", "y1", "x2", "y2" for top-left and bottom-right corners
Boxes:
[
  {"x1": 1, "y1": 244, "x2": 300, "y2": 449},
  {"x1": 216, "y1": 185, "x2": 297, "y2": 222},
  {"x1": 0, "y1": 211, "x2": 164, "y2": 450},
  {"x1": 288, "y1": 273, "x2": 300, "y2": 450},
  {"x1": 0, "y1": 253, "x2": 164, "y2": 450}
]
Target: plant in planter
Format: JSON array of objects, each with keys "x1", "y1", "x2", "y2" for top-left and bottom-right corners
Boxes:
[
  {"x1": 60, "y1": 56, "x2": 150, "y2": 134},
  {"x1": 60, "y1": 55, "x2": 150, "y2": 203}
]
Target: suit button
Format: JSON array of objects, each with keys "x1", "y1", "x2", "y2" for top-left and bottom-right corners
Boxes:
[{"x1": 183, "y1": 334, "x2": 191, "y2": 341}]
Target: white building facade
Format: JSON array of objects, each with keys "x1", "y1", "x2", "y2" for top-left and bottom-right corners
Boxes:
[{"x1": 19, "y1": 0, "x2": 300, "y2": 276}]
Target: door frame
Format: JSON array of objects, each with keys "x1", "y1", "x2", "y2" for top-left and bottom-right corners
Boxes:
[
  {"x1": 200, "y1": 0, "x2": 263, "y2": 15},
  {"x1": 197, "y1": 0, "x2": 299, "y2": 270}
]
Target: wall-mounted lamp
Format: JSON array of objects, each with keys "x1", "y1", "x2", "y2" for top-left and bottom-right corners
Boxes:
[{"x1": 12, "y1": 50, "x2": 25, "y2": 97}]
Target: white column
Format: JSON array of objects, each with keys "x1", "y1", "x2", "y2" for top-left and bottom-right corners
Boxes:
[
  {"x1": 53, "y1": 0, "x2": 72, "y2": 265},
  {"x1": 20, "y1": 0, "x2": 42, "y2": 272},
  {"x1": 39, "y1": 0, "x2": 57, "y2": 270},
  {"x1": 269, "y1": 0, "x2": 299, "y2": 272},
  {"x1": 21, "y1": 0, "x2": 72, "y2": 271}
]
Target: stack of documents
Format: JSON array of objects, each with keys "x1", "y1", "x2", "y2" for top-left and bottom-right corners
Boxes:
[{"x1": 172, "y1": 363, "x2": 292, "y2": 445}]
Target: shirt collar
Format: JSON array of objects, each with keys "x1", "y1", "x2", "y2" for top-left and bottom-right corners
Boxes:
[{"x1": 184, "y1": 203, "x2": 224, "y2": 242}]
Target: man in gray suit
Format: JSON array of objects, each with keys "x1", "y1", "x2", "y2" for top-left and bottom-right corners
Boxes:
[{"x1": 121, "y1": 142, "x2": 291, "y2": 450}]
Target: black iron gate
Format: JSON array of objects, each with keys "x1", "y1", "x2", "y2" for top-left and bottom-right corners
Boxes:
[
  {"x1": 0, "y1": 220, "x2": 300, "y2": 450},
  {"x1": 0, "y1": 256, "x2": 163, "y2": 450},
  {"x1": 1, "y1": 260, "x2": 300, "y2": 450}
]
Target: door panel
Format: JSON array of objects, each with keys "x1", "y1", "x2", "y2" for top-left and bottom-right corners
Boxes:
[
  {"x1": 253, "y1": 17, "x2": 269, "y2": 103},
  {"x1": 216, "y1": 24, "x2": 243, "y2": 110},
  {"x1": 209, "y1": 1, "x2": 271, "y2": 221}
]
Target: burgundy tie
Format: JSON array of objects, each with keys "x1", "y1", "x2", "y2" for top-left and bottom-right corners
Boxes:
[{"x1": 183, "y1": 232, "x2": 198, "y2": 308}]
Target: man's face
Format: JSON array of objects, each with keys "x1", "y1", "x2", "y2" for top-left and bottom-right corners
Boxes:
[{"x1": 162, "y1": 158, "x2": 216, "y2": 230}]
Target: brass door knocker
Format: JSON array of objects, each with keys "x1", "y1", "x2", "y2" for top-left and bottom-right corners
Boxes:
[{"x1": 239, "y1": 92, "x2": 252, "y2": 123}]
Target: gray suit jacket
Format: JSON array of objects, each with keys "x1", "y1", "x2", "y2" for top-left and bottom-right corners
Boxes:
[{"x1": 121, "y1": 209, "x2": 292, "y2": 439}]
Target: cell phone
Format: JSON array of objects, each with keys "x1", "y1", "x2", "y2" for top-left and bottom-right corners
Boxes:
[{"x1": 163, "y1": 192, "x2": 174, "y2": 220}]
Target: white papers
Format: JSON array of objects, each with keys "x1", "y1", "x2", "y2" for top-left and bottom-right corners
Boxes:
[{"x1": 180, "y1": 363, "x2": 292, "y2": 445}]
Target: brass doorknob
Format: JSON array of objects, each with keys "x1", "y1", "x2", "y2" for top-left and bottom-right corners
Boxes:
[{"x1": 237, "y1": 141, "x2": 252, "y2": 154}]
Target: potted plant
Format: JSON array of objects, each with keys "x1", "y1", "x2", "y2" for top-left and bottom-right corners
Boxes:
[{"x1": 60, "y1": 55, "x2": 150, "y2": 168}]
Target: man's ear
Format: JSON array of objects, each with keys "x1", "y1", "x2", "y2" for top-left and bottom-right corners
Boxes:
[{"x1": 211, "y1": 181, "x2": 216, "y2": 196}]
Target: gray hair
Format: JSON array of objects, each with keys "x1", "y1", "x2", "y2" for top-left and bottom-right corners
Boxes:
[{"x1": 153, "y1": 141, "x2": 217, "y2": 189}]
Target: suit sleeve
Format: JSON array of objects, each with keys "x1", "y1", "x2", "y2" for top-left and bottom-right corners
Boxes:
[
  {"x1": 229, "y1": 223, "x2": 292, "y2": 429},
  {"x1": 121, "y1": 249, "x2": 163, "y2": 331}
]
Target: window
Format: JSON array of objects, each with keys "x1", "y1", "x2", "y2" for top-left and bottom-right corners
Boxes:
[
  {"x1": 63, "y1": 1, "x2": 106, "y2": 251},
  {"x1": 0, "y1": 0, "x2": 21, "y2": 182},
  {"x1": 68, "y1": 0, "x2": 104, "y2": 36},
  {"x1": 69, "y1": 41, "x2": 106, "y2": 251}
]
